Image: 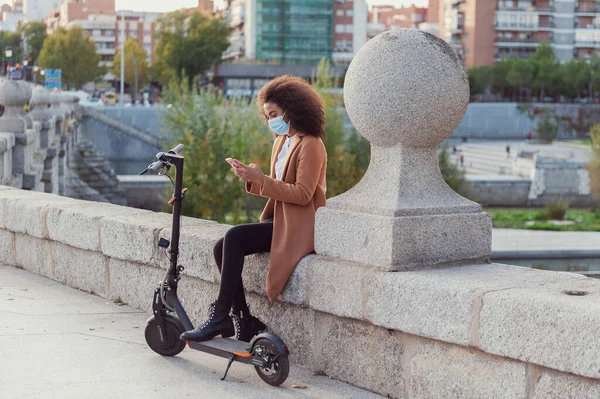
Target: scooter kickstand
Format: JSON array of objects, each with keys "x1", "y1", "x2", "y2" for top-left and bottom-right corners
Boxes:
[{"x1": 221, "y1": 355, "x2": 235, "y2": 381}]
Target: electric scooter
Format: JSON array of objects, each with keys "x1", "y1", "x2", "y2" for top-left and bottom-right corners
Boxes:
[{"x1": 140, "y1": 144, "x2": 290, "y2": 386}]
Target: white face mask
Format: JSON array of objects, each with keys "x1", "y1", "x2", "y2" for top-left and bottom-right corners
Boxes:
[{"x1": 268, "y1": 112, "x2": 290, "y2": 135}]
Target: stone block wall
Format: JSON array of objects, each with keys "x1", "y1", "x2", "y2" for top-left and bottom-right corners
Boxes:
[
  {"x1": 468, "y1": 178, "x2": 532, "y2": 207},
  {"x1": 1, "y1": 187, "x2": 599, "y2": 398}
]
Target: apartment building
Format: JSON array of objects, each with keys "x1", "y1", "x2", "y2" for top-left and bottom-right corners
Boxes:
[
  {"x1": 66, "y1": 14, "x2": 117, "y2": 68},
  {"x1": 223, "y1": 0, "x2": 366, "y2": 66},
  {"x1": 116, "y1": 11, "x2": 161, "y2": 66},
  {"x1": 333, "y1": 0, "x2": 367, "y2": 65},
  {"x1": 24, "y1": 0, "x2": 61, "y2": 21},
  {"x1": 45, "y1": 0, "x2": 162, "y2": 68},
  {"x1": 440, "y1": 0, "x2": 600, "y2": 67},
  {"x1": 370, "y1": 4, "x2": 427, "y2": 30}
]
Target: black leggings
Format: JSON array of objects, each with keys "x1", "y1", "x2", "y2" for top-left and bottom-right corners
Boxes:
[{"x1": 213, "y1": 221, "x2": 273, "y2": 314}]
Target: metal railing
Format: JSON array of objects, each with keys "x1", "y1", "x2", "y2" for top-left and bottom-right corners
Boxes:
[
  {"x1": 496, "y1": 6, "x2": 555, "y2": 12},
  {"x1": 495, "y1": 22, "x2": 556, "y2": 28},
  {"x1": 494, "y1": 37, "x2": 546, "y2": 43}
]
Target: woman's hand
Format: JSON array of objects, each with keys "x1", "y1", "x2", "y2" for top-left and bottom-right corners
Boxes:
[{"x1": 229, "y1": 159, "x2": 265, "y2": 185}]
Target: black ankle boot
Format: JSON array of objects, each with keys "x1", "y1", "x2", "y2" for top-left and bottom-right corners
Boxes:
[
  {"x1": 180, "y1": 301, "x2": 235, "y2": 342},
  {"x1": 231, "y1": 308, "x2": 267, "y2": 342}
]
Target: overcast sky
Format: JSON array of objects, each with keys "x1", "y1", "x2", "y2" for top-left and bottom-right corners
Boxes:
[{"x1": 115, "y1": 0, "x2": 427, "y2": 13}]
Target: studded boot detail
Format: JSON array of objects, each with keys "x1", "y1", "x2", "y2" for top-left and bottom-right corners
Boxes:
[
  {"x1": 230, "y1": 306, "x2": 267, "y2": 342},
  {"x1": 180, "y1": 301, "x2": 235, "y2": 342}
]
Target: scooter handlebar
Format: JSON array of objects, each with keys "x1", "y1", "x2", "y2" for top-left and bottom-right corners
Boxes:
[
  {"x1": 169, "y1": 144, "x2": 184, "y2": 155},
  {"x1": 140, "y1": 144, "x2": 184, "y2": 175}
]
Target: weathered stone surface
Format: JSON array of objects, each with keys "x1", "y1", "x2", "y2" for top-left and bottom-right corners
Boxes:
[
  {"x1": 100, "y1": 212, "x2": 172, "y2": 264},
  {"x1": 49, "y1": 241, "x2": 108, "y2": 296},
  {"x1": 479, "y1": 278, "x2": 600, "y2": 379},
  {"x1": 314, "y1": 313, "x2": 407, "y2": 398},
  {"x1": 242, "y1": 252, "x2": 313, "y2": 306},
  {"x1": 532, "y1": 369, "x2": 600, "y2": 399},
  {"x1": 0, "y1": 229, "x2": 14, "y2": 265},
  {"x1": 407, "y1": 338, "x2": 527, "y2": 399},
  {"x1": 4, "y1": 194, "x2": 75, "y2": 237},
  {"x1": 316, "y1": 29, "x2": 491, "y2": 268},
  {"x1": 366, "y1": 263, "x2": 585, "y2": 347},
  {"x1": 46, "y1": 200, "x2": 148, "y2": 252},
  {"x1": 345, "y1": 29, "x2": 468, "y2": 149},
  {"x1": 14, "y1": 234, "x2": 50, "y2": 277},
  {"x1": 240, "y1": 252, "x2": 270, "y2": 296},
  {"x1": 157, "y1": 222, "x2": 229, "y2": 282},
  {"x1": 246, "y1": 292, "x2": 317, "y2": 367},
  {"x1": 0, "y1": 189, "x2": 65, "y2": 231},
  {"x1": 316, "y1": 208, "x2": 492, "y2": 270},
  {"x1": 280, "y1": 254, "x2": 314, "y2": 305},
  {"x1": 308, "y1": 257, "x2": 371, "y2": 319},
  {"x1": 176, "y1": 276, "x2": 220, "y2": 326},
  {"x1": 108, "y1": 259, "x2": 165, "y2": 311}
]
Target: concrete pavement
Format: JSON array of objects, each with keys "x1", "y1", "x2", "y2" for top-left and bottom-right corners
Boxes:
[
  {"x1": 0, "y1": 264, "x2": 382, "y2": 399},
  {"x1": 492, "y1": 228, "x2": 600, "y2": 253}
]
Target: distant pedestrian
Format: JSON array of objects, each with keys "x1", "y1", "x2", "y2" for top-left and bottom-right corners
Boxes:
[
  {"x1": 506, "y1": 144, "x2": 511, "y2": 158},
  {"x1": 527, "y1": 131, "x2": 532, "y2": 140},
  {"x1": 452, "y1": 145, "x2": 457, "y2": 154},
  {"x1": 460, "y1": 154, "x2": 464, "y2": 168}
]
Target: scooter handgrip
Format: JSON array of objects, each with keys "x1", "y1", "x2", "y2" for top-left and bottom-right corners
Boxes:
[
  {"x1": 169, "y1": 144, "x2": 184, "y2": 154},
  {"x1": 148, "y1": 161, "x2": 163, "y2": 174}
]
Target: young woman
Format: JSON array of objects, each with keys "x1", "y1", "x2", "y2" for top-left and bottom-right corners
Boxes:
[{"x1": 181, "y1": 75, "x2": 328, "y2": 342}]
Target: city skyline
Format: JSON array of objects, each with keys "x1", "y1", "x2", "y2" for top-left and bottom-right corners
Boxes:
[{"x1": 114, "y1": 0, "x2": 427, "y2": 13}]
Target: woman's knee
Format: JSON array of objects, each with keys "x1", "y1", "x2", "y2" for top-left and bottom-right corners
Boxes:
[{"x1": 223, "y1": 224, "x2": 246, "y2": 244}]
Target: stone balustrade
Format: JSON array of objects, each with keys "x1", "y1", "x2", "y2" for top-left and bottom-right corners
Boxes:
[
  {"x1": 0, "y1": 82, "x2": 78, "y2": 194},
  {"x1": 1, "y1": 30, "x2": 599, "y2": 398}
]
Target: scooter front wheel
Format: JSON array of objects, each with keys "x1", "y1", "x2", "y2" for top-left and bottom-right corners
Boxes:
[
  {"x1": 145, "y1": 314, "x2": 186, "y2": 357},
  {"x1": 253, "y1": 338, "x2": 289, "y2": 386}
]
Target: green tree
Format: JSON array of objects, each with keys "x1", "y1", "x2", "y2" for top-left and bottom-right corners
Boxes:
[
  {"x1": 490, "y1": 58, "x2": 513, "y2": 99},
  {"x1": 535, "y1": 109, "x2": 560, "y2": 143},
  {"x1": 589, "y1": 54, "x2": 600, "y2": 101},
  {"x1": 113, "y1": 38, "x2": 149, "y2": 103},
  {"x1": 562, "y1": 58, "x2": 590, "y2": 100},
  {"x1": 153, "y1": 10, "x2": 229, "y2": 89},
  {"x1": 0, "y1": 31, "x2": 24, "y2": 65},
  {"x1": 19, "y1": 21, "x2": 47, "y2": 64},
  {"x1": 587, "y1": 124, "x2": 600, "y2": 199},
  {"x1": 310, "y1": 58, "x2": 370, "y2": 197},
  {"x1": 162, "y1": 82, "x2": 272, "y2": 222},
  {"x1": 38, "y1": 27, "x2": 101, "y2": 89},
  {"x1": 438, "y1": 145, "x2": 474, "y2": 199},
  {"x1": 507, "y1": 57, "x2": 535, "y2": 102},
  {"x1": 468, "y1": 66, "x2": 493, "y2": 98},
  {"x1": 531, "y1": 42, "x2": 561, "y2": 100}
]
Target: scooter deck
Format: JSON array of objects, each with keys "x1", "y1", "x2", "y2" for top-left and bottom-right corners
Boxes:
[{"x1": 189, "y1": 337, "x2": 251, "y2": 354}]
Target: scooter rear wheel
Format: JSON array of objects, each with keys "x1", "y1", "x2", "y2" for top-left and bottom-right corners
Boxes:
[
  {"x1": 253, "y1": 338, "x2": 289, "y2": 386},
  {"x1": 145, "y1": 314, "x2": 186, "y2": 357}
]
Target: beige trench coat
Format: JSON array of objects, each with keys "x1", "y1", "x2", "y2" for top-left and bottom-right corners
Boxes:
[{"x1": 246, "y1": 133, "x2": 327, "y2": 303}]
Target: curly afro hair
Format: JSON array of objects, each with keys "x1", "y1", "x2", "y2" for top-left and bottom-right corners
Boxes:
[{"x1": 257, "y1": 75, "x2": 326, "y2": 139}]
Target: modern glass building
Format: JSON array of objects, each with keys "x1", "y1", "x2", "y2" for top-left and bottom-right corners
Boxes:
[{"x1": 246, "y1": 0, "x2": 334, "y2": 64}]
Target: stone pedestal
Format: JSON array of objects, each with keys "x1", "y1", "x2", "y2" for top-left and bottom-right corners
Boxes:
[
  {"x1": 0, "y1": 132, "x2": 15, "y2": 184},
  {"x1": 315, "y1": 29, "x2": 492, "y2": 269}
]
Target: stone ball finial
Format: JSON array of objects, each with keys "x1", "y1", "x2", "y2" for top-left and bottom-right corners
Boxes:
[
  {"x1": 31, "y1": 86, "x2": 52, "y2": 107},
  {"x1": 0, "y1": 79, "x2": 27, "y2": 107},
  {"x1": 19, "y1": 81, "x2": 33, "y2": 104},
  {"x1": 343, "y1": 29, "x2": 469, "y2": 148},
  {"x1": 30, "y1": 86, "x2": 53, "y2": 122}
]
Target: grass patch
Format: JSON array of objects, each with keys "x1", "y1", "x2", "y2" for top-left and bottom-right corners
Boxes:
[{"x1": 485, "y1": 208, "x2": 600, "y2": 232}]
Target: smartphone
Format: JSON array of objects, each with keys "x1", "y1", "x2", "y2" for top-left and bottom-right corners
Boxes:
[{"x1": 226, "y1": 158, "x2": 242, "y2": 167}]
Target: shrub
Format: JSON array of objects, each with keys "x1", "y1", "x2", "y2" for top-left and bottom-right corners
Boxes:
[{"x1": 545, "y1": 200, "x2": 569, "y2": 220}]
